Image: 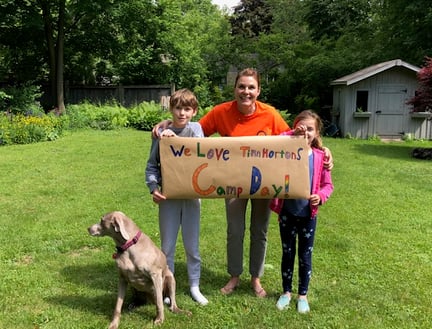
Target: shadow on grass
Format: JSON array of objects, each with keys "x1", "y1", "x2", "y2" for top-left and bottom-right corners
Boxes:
[
  {"x1": 46, "y1": 261, "x2": 223, "y2": 316},
  {"x1": 353, "y1": 143, "x2": 419, "y2": 161}
]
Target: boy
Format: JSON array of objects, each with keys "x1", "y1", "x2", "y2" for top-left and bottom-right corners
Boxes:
[{"x1": 145, "y1": 89, "x2": 208, "y2": 305}]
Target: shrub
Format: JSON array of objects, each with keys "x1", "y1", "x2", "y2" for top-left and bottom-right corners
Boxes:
[
  {"x1": 63, "y1": 104, "x2": 94, "y2": 129},
  {"x1": 407, "y1": 56, "x2": 432, "y2": 113},
  {"x1": 128, "y1": 101, "x2": 171, "y2": 131},
  {"x1": 0, "y1": 84, "x2": 44, "y2": 115},
  {"x1": 64, "y1": 102, "x2": 129, "y2": 130},
  {"x1": 0, "y1": 112, "x2": 65, "y2": 145},
  {"x1": 1, "y1": 99, "x2": 211, "y2": 146}
]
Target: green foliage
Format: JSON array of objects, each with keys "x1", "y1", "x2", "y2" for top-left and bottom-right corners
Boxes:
[
  {"x1": 2, "y1": 0, "x2": 432, "y2": 118},
  {"x1": 195, "y1": 105, "x2": 212, "y2": 122},
  {"x1": 302, "y1": 0, "x2": 371, "y2": 41},
  {"x1": 64, "y1": 102, "x2": 128, "y2": 130},
  {"x1": 0, "y1": 90, "x2": 12, "y2": 110},
  {"x1": 2, "y1": 100, "x2": 185, "y2": 146},
  {"x1": 127, "y1": 101, "x2": 172, "y2": 131},
  {"x1": 367, "y1": 134, "x2": 381, "y2": 141},
  {"x1": 0, "y1": 84, "x2": 44, "y2": 115},
  {"x1": 230, "y1": 0, "x2": 273, "y2": 38},
  {"x1": 407, "y1": 56, "x2": 432, "y2": 113},
  {"x1": 0, "y1": 112, "x2": 65, "y2": 145},
  {"x1": 375, "y1": 0, "x2": 432, "y2": 64},
  {"x1": 277, "y1": 109, "x2": 292, "y2": 126}
]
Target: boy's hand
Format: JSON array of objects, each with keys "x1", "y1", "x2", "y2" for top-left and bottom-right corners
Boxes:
[{"x1": 151, "y1": 189, "x2": 166, "y2": 203}]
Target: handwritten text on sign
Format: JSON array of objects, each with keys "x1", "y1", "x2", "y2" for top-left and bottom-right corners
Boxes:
[{"x1": 160, "y1": 136, "x2": 310, "y2": 199}]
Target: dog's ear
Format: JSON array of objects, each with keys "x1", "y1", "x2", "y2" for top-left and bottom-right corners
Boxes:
[{"x1": 113, "y1": 214, "x2": 130, "y2": 241}]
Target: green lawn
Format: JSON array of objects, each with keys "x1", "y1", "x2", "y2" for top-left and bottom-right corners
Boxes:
[{"x1": 1, "y1": 129, "x2": 431, "y2": 329}]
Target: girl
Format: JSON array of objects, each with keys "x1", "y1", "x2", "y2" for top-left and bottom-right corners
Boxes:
[{"x1": 270, "y1": 110, "x2": 334, "y2": 313}]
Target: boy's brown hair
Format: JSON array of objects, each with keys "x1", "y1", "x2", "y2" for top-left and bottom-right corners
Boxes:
[{"x1": 169, "y1": 88, "x2": 198, "y2": 111}]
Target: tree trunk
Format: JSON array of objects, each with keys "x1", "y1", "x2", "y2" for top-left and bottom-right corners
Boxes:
[
  {"x1": 56, "y1": 0, "x2": 66, "y2": 113},
  {"x1": 38, "y1": 0, "x2": 57, "y2": 109}
]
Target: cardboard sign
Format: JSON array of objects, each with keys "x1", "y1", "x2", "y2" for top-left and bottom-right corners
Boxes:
[{"x1": 160, "y1": 136, "x2": 310, "y2": 199}]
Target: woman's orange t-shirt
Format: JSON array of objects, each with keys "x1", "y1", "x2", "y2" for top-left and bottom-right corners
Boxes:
[{"x1": 199, "y1": 101, "x2": 290, "y2": 137}]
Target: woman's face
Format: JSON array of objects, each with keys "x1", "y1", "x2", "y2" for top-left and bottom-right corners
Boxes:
[{"x1": 234, "y1": 75, "x2": 260, "y2": 114}]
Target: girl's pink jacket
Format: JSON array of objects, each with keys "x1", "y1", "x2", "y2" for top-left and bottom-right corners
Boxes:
[{"x1": 270, "y1": 134, "x2": 334, "y2": 218}]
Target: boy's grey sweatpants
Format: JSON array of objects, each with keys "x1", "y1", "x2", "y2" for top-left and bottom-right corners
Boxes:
[{"x1": 159, "y1": 199, "x2": 201, "y2": 287}]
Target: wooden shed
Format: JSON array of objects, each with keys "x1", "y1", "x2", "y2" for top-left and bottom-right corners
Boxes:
[{"x1": 331, "y1": 59, "x2": 432, "y2": 139}]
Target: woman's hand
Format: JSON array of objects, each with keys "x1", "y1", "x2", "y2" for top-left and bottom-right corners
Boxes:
[
  {"x1": 160, "y1": 129, "x2": 177, "y2": 137},
  {"x1": 322, "y1": 147, "x2": 334, "y2": 170},
  {"x1": 152, "y1": 120, "x2": 172, "y2": 138}
]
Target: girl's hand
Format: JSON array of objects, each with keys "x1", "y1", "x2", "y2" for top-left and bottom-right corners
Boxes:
[
  {"x1": 151, "y1": 189, "x2": 166, "y2": 203},
  {"x1": 293, "y1": 125, "x2": 307, "y2": 138},
  {"x1": 310, "y1": 194, "x2": 321, "y2": 206}
]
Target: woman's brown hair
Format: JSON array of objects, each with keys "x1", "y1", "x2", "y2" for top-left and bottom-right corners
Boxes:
[{"x1": 234, "y1": 68, "x2": 261, "y2": 88}]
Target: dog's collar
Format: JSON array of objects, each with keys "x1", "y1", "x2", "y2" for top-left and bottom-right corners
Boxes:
[{"x1": 112, "y1": 230, "x2": 142, "y2": 259}]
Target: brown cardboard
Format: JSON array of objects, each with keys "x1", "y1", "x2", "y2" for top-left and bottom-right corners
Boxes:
[{"x1": 160, "y1": 136, "x2": 310, "y2": 199}]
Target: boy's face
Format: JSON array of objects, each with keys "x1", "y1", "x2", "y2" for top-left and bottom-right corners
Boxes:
[{"x1": 170, "y1": 105, "x2": 197, "y2": 128}]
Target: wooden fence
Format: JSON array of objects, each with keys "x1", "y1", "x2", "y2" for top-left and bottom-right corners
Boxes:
[
  {"x1": 65, "y1": 84, "x2": 174, "y2": 108},
  {"x1": 38, "y1": 84, "x2": 174, "y2": 109}
]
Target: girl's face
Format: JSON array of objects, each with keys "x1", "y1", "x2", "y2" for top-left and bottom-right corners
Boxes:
[
  {"x1": 170, "y1": 105, "x2": 197, "y2": 128},
  {"x1": 295, "y1": 118, "x2": 318, "y2": 146},
  {"x1": 234, "y1": 76, "x2": 260, "y2": 114}
]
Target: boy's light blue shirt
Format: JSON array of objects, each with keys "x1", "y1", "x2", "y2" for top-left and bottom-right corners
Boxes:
[{"x1": 145, "y1": 122, "x2": 204, "y2": 193}]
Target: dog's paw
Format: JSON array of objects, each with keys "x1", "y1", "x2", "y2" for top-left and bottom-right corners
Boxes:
[
  {"x1": 171, "y1": 305, "x2": 192, "y2": 317},
  {"x1": 153, "y1": 317, "x2": 164, "y2": 325}
]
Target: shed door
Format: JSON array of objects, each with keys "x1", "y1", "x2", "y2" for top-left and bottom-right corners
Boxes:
[{"x1": 375, "y1": 85, "x2": 407, "y2": 136}]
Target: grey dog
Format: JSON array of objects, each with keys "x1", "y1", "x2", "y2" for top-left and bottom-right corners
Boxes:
[{"x1": 88, "y1": 211, "x2": 189, "y2": 327}]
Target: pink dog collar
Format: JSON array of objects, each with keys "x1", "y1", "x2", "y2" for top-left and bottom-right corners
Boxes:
[{"x1": 113, "y1": 230, "x2": 142, "y2": 259}]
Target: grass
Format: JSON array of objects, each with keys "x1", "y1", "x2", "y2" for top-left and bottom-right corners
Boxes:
[{"x1": 0, "y1": 129, "x2": 431, "y2": 329}]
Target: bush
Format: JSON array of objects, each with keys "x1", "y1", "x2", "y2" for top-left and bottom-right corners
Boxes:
[
  {"x1": 0, "y1": 99, "x2": 212, "y2": 147},
  {"x1": 128, "y1": 101, "x2": 171, "y2": 131},
  {"x1": 0, "y1": 112, "x2": 65, "y2": 145},
  {"x1": 64, "y1": 102, "x2": 129, "y2": 130},
  {"x1": 0, "y1": 84, "x2": 44, "y2": 115}
]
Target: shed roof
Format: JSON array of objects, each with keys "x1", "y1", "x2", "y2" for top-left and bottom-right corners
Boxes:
[{"x1": 331, "y1": 59, "x2": 420, "y2": 86}]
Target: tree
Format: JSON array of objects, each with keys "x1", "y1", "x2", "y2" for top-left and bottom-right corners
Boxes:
[
  {"x1": 0, "y1": 0, "x2": 120, "y2": 111},
  {"x1": 0, "y1": 0, "x2": 232, "y2": 109},
  {"x1": 302, "y1": 0, "x2": 371, "y2": 41},
  {"x1": 154, "y1": 0, "x2": 232, "y2": 105},
  {"x1": 230, "y1": 0, "x2": 273, "y2": 38},
  {"x1": 376, "y1": 0, "x2": 432, "y2": 65},
  {"x1": 407, "y1": 57, "x2": 432, "y2": 113}
]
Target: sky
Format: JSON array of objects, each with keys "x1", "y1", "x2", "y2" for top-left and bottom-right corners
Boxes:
[{"x1": 211, "y1": 0, "x2": 240, "y2": 10}]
